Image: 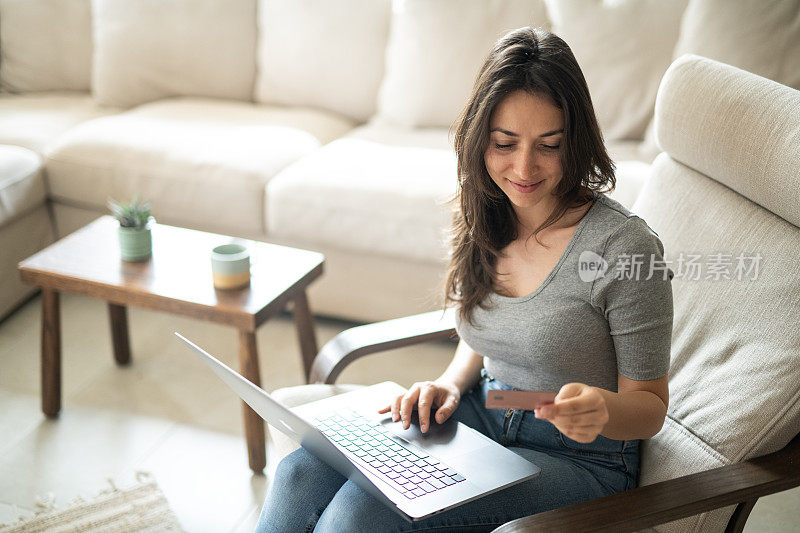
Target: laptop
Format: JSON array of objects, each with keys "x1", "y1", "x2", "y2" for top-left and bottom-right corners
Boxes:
[{"x1": 175, "y1": 332, "x2": 540, "y2": 522}]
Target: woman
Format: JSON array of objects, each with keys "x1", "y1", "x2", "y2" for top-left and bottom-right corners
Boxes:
[{"x1": 257, "y1": 26, "x2": 673, "y2": 532}]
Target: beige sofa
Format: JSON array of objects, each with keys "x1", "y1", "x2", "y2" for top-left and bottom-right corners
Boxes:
[
  {"x1": 1, "y1": 0, "x2": 799, "y2": 323},
  {"x1": 267, "y1": 53, "x2": 800, "y2": 533}
]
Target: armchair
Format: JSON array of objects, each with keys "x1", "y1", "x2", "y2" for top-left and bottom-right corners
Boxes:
[{"x1": 267, "y1": 54, "x2": 800, "y2": 532}]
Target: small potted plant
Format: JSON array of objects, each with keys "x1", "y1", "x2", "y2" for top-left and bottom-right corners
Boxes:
[{"x1": 108, "y1": 196, "x2": 154, "y2": 261}]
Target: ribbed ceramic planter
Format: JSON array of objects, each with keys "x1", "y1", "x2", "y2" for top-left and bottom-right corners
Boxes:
[
  {"x1": 211, "y1": 243, "x2": 250, "y2": 289},
  {"x1": 118, "y1": 222, "x2": 152, "y2": 261}
]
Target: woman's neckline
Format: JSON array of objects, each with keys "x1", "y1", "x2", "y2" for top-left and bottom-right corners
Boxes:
[{"x1": 491, "y1": 191, "x2": 602, "y2": 303}]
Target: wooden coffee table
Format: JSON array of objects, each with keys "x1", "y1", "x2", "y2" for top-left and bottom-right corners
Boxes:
[{"x1": 18, "y1": 216, "x2": 325, "y2": 473}]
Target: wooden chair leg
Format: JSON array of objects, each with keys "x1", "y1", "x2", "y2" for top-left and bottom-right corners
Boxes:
[
  {"x1": 725, "y1": 498, "x2": 759, "y2": 533},
  {"x1": 292, "y1": 290, "x2": 319, "y2": 383},
  {"x1": 238, "y1": 330, "x2": 266, "y2": 474},
  {"x1": 41, "y1": 289, "x2": 61, "y2": 417},
  {"x1": 108, "y1": 303, "x2": 131, "y2": 365}
]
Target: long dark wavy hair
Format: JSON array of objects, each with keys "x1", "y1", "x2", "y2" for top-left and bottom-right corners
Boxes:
[{"x1": 440, "y1": 26, "x2": 616, "y2": 329}]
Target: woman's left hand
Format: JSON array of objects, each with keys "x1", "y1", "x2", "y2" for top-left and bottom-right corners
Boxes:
[{"x1": 534, "y1": 382, "x2": 609, "y2": 443}]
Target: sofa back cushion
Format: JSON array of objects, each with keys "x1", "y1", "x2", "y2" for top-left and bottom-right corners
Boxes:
[
  {"x1": 254, "y1": 0, "x2": 391, "y2": 123},
  {"x1": 373, "y1": 0, "x2": 549, "y2": 129},
  {"x1": 639, "y1": 0, "x2": 800, "y2": 161},
  {"x1": 674, "y1": 0, "x2": 800, "y2": 91},
  {"x1": 544, "y1": 0, "x2": 688, "y2": 142},
  {"x1": 91, "y1": 0, "x2": 258, "y2": 108},
  {"x1": 0, "y1": 0, "x2": 92, "y2": 92},
  {"x1": 634, "y1": 54, "x2": 800, "y2": 532}
]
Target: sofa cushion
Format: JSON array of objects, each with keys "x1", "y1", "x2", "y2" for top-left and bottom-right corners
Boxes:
[
  {"x1": 0, "y1": 92, "x2": 121, "y2": 154},
  {"x1": 91, "y1": 0, "x2": 258, "y2": 108},
  {"x1": 639, "y1": 0, "x2": 800, "y2": 162},
  {"x1": 267, "y1": 123, "x2": 651, "y2": 262},
  {"x1": 601, "y1": 140, "x2": 654, "y2": 209},
  {"x1": 254, "y1": 0, "x2": 391, "y2": 123},
  {"x1": 266, "y1": 123, "x2": 456, "y2": 263},
  {"x1": 0, "y1": 205, "x2": 55, "y2": 321},
  {"x1": 654, "y1": 55, "x2": 800, "y2": 228},
  {"x1": 0, "y1": 145, "x2": 46, "y2": 227},
  {"x1": 45, "y1": 97, "x2": 355, "y2": 238},
  {"x1": 605, "y1": 160, "x2": 649, "y2": 210},
  {"x1": 634, "y1": 55, "x2": 800, "y2": 533},
  {"x1": 0, "y1": 145, "x2": 52, "y2": 321},
  {"x1": 673, "y1": 0, "x2": 800, "y2": 90},
  {"x1": 267, "y1": 123, "x2": 653, "y2": 262},
  {"x1": 374, "y1": 0, "x2": 549, "y2": 129},
  {"x1": 0, "y1": 0, "x2": 92, "y2": 92},
  {"x1": 606, "y1": 140, "x2": 652, "y2": 165},
  {"x1": 544, "y1": 0, "x2": 688, "y2": 142}
]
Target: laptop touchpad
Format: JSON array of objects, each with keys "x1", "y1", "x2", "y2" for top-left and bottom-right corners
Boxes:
[{"x1": 381, "y1": 415, "x2": 488, "y2": 459}]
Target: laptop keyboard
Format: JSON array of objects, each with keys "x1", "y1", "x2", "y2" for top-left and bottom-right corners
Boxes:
[{"x1": 312, "y1": 410, "x2": 467, "y2": 499}]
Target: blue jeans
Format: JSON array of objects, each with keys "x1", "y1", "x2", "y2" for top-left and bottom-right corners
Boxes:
[{"x1": 256, "y1": 370, "x2": 639, "y2": 532}]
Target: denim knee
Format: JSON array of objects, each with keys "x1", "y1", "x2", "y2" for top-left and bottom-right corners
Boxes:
[
  {"x1": 273, "y1": 449, "x2": 316, "y2": 490},
  {"x1": 257, "y1": 448, "x2": 345, "y2": 533},
  {"x1": 314, "y1": 480, "x2": 405, "y2": 533}
]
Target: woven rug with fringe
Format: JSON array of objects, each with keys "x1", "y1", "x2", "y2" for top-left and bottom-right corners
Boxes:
[{"x1": 0, "y1": 471, "x2": 183, "y2": 533}]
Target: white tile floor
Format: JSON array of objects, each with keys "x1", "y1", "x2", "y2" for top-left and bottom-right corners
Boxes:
[{"x1": 0, "y1": 293, "x2": 797, "y2": 532}]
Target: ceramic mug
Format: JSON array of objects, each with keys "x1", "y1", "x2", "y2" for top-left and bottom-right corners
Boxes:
[{"x1": 211, "y1": 243, "x2": 250, "y2": 289}]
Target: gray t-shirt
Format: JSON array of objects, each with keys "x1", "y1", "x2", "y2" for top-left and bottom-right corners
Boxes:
[{"x1": 455, "y1": 191, "x2": 674, "y2": 393}]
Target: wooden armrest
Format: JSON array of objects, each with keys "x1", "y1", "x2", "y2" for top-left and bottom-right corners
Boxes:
[
  {"x1": 492, "y1": 432, "x2": 800, "y2": 533},
  {"x1": 308, "y1": 308, "x2": 457, "y2": 384}
]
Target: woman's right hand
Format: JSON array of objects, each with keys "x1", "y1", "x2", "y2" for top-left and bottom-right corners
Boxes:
[{"x1": 377, "y1": 381, "x2": 461, "y2": 433}]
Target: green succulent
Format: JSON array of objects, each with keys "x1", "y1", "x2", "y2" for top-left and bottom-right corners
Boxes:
[{"x1": 108, "y1": 196, "x2": 152, "y2": 229}]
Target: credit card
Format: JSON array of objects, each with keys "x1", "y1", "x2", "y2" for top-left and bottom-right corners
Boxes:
[{"x1": 485, "y1": 390, "x2": 557, "y2": 410}]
